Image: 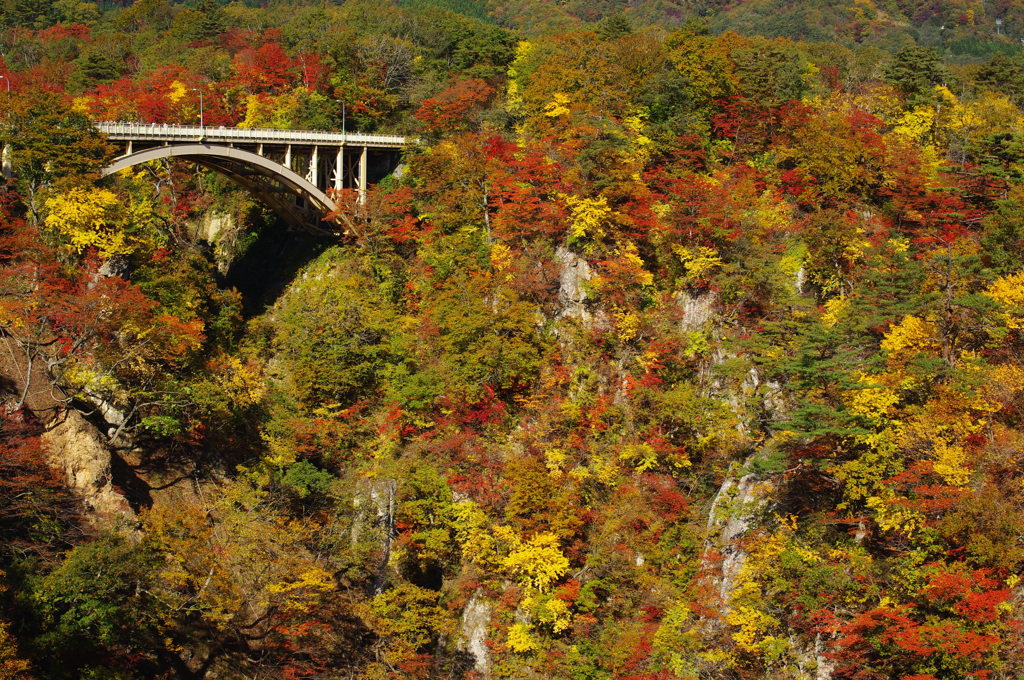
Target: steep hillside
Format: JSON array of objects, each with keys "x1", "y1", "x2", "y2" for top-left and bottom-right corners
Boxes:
[
  {"x1": 481, "y1": 0, "x2": 1024, "y2": 57},
  {"x1": 2, "y1": 3, "x2": 1024, "y2": 680}
]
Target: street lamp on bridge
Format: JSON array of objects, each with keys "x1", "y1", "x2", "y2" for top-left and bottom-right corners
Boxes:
[
  {"x1": 190, "y1": 88, "x2": 204, "y2": 135},
  {"x1": 332, "y1": 98, "x2": 346, "y2": 136}
]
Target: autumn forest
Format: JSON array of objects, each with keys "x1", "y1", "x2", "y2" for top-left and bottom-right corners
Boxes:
[{"x1": 1, "y1": 0, "x2": 1024, "y2": 678}]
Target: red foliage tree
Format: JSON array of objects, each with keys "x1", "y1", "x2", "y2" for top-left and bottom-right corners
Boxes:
[
  {"x1": 415, "y1": 78, "x2": 495, "y2": 134},
  {"x1": 231, "y1": 41, "x2": 293, "y2": 94}
]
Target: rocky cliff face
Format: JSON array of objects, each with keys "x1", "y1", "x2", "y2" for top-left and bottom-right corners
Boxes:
[
  {"x1": 704, "y1": 464, "x2": 774, "y2": 611},
  {"x1": 41, "y1": 409, "x2": 131, "y2": 520},
  {"x1": 352, "y1": 478, "x2": 398, "y2": 595},
  {"x1": 0, "y1": 340, "x2": 132, "y2": 525},
  {"x1": 555, "y1": 245, "x2": 594, "y2": 324},
  {"x1": 458, "y1": 592, "x2": 493, "y2": 677}
]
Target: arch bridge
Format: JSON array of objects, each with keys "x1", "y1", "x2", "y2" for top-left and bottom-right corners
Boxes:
[{"x1": 96, "y1": 122, "x2": 409, "y2": 232}]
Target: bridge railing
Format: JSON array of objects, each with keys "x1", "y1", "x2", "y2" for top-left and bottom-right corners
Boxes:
[{"x1": 95, "y1": 122, "x2": 409, "y2": 148}]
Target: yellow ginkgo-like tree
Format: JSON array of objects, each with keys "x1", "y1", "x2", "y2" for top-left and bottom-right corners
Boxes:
[{"x1": 43, "y1": 185, "x2": 158, "y2": 259}]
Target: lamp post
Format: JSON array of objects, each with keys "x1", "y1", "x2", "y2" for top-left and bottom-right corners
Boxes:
[
  {"x1": 333, "y1": 98, "x2": 346, "y2": 136},
  {"x1": 191, "y1": 88, "x2": 204, "y2": 132}
]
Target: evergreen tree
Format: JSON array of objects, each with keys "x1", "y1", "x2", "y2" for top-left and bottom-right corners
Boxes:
[
  {"x1": 597, "y1": 13, "x2": 633, "y2": 40},
  {"x1": 195, "y1": 0, "x2": 226, "y2": 38},
  {"x1": 2, "y1": 0, "x2": 57, "y2": 28},
  {"x1": 977, "y1": 52, "x2": 1024, "y2": 104},
  {"x1": 884, "y1": 45, "x2": 947, "y2": 101},
  {"x1": 75, "y1": 52, "x2": 121, "y2": 85}
]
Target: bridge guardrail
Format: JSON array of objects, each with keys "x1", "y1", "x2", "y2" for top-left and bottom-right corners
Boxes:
[{"x1": 95, "y1": 122, "x2": 410, "y2": 147}]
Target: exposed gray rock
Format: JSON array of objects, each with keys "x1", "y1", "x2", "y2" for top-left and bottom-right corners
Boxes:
[
  {"x1": 676, "y1": 289, "x2": 717, "y2": 333},
  {"x1": 193, "y1": 210, "x2": 234, "y2": 243},
  {"x1": 0, "y1": 341, "x2": 131, "y2": 524},
  {"x1": 79, "y1": 390, "x2": 127, "y2": 432},
  {"x1": 97, "y1": 256, "x2": 130, "y2": 278},
  {"x1": 352, "y1": 478, "x2": 397, "y2": 594},
  {"x1": 555, "y1": 245, "x2": 592, "y2": 323},
  {"x1": 459, "y1": 591, "x2": 492, "y2": 678},
  {"x1": 1, "y1": 142, "x2": 11, "y2": 179},
  {"x1": 741, "y1": 366, "x2": 787, "y2": 424},
  {"x1": 795, "y1": 266, "x2": 807, "y2": 295},
  {"x1": 813, "y1": 633, "x2": 836, "y2": 680},
  {"x1": 191, "y1": 210, "x2": 246, "y2": 274},
  {"x1": 703, "y1": 458, "x2": 775, "y2": 611}
]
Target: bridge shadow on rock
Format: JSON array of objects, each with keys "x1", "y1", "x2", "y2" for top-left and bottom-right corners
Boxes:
[{"x1": 222, "y1": 209, "x2": 336, "y2": 316}]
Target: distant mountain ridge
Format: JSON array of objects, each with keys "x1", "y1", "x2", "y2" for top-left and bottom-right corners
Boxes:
[{"x1": 469, "y1": 0, "x2": 1024, "y2": 58}]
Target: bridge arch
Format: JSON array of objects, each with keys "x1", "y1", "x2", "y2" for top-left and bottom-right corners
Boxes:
[{"x1": 101, "y1": 144, "x2": 339, "y2": 232}]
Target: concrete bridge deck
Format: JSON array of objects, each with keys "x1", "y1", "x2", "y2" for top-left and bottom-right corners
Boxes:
[
  {"x1": 94, "y1": 122, "x2": 412, "y2": 231},
  {"x1": 95, "y1": 122, "x2": 409, "y2": 148}
]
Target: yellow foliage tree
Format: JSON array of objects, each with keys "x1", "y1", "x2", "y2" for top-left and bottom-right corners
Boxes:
[
  {"x1": 543, "y1": 92, "x2": 571, "y2": 118},
  {"x1": 43, "y1": 185, "x2": 158, "y2": 258},
  {"x1": 44, "y1": 187, "x2": 129, "y2": 257},
  {"x1": 240, "y1": 91, "x2": 298, "y2": 129},
  {"x1": 501, "y1": 530, "x2": 570, "y2": 591},
  {"x1": 167, "y1": 80, "x2": 188, "y2": 104},
  {"x1": 725, "y1": 529, "x2": 788, "y2": 657},
  {"x1": 506, "y1": 621, "x2": 538, "y2": 653},
  {"x1": 367, "y1": 583, "x2": 452, "y2": 651},
  {"x1": 452, "y1": 503, "x2": 571, "y2": 590},
  {"x1": 880, "y1": 314, "x2": 941, "y2": 369},
  {"x1": 560, "y1": 193, "x2": 614, "y2": 241},
  {"x1": 143, "y1": 478, "x2": 334, "y2": 633},
  {"x1": 673, "y1": 244, "x2": 723, "y2": 286},
  {"x1": 985, "y1": 270, "x2": 1024, "y2": 330},
  {"x1": 219, "y1": 355, "x2": 266, "y2": 408}
]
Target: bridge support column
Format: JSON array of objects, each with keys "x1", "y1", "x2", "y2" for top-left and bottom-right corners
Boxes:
[
  {"x1": 333, "y1": 147, "x2": 343, "y2": 191},
  {"x1": 358, "y1": 146, "x2": 367, "y2": 205},
  {"x1": 125, "y1": 140, "x2": 133, "y2": 155},
  {"x1": 307, "y1": 145, "x2": 318, "y2": 187},
  {"x1": 257, "y1": 143, "x2": 264, "y2": 156},
  {"x1": 284, "y1": 144, "x2": 292, "y2": 172}
]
